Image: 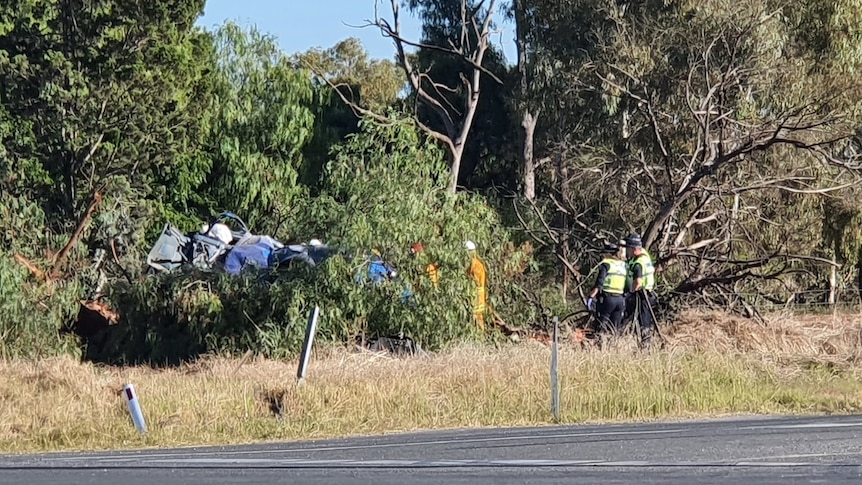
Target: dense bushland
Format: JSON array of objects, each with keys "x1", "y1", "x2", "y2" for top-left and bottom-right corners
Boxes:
[{"x1": 4, "y1": 0, "x2": 862, "y2": 362}]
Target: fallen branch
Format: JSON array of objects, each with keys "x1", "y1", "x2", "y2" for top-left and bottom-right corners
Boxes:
[
  {"x1": 13, "y1": 254, "x2": 45, "y2": 281},
  {"x1": 109, "y1": 238, "x2": 135, "y2": 285},
  {"x1": 51, "y1": 190, "x2": 103, "y2": 273}
]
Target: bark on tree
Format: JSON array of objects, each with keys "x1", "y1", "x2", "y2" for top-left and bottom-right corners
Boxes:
[
  {"x1": 522, "y1": 111, "x2": 538, "y2": 201},
  {"x1": 513, "y1": 0, "x2": 539, "y2": 202},
  {"x1": 856, "y1": 253, "x2": 862, "y2": 306},
  {"x1": 557, "y1": 142, "x2": 571, "y2": 300},
  {"x1": 52, "y1": 191, "x2": 103, "y2": 273}
]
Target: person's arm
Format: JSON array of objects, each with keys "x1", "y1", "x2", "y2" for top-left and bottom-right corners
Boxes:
[
  {"x1": 589, "y1": 263, "x2": 609, "y2": 299},
  {"x1": 624, "y1": 267, "x2": 633, "y2": 295},
  {"x1": 631, "y1": 261, "x2": 644, "y2": 292}
]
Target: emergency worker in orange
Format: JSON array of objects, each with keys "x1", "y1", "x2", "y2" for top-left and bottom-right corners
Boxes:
[
  {"x1": 409, "y1": 243, "x2": 439, "y2": 289},
  {"x1": 465, "y1": 240, "x2": 488, "y2": 331}
]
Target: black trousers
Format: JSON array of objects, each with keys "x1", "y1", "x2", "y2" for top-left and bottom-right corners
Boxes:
[
  {"x1": 626, "y1": 290, "x2": 657, "y2": 344},
  {"x1": 597, "y1": 294, "x2": 625, "y2": 334}
]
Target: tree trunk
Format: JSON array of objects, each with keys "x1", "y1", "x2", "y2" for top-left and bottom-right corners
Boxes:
[
  {"x1": 447, "y1": 142, "x2": 464, "y2": 194},
  {"x1": 522, "y1": 110, "x2": 538, "y2": 202},
  {"x1": 857, "y1": 247, "x2": 862, "y2": 309},
  {"x1": 557, "y1": 143, "x2": 571, "y2": 300},
  {"x1": 448, "y1": 49, "x2": 486, "y2": 194},
  {"x1": 729, "y1": 194, "x2": 740, "y2": 252},
  {"x1": 64, "y1": 156, "x2": 76, "y2": 217},
  {"x1": 52, "y1": 191, "x2": 102, "y2": 274},
  {"x1": 513, "y1": 0, "x2": 538, "y2": 202},
  {"x1": 829, "y1": 255, "x2": 837, "y2": 306},
  {"x1": 561, "y1": 224, "x2": 571, "y2": 301},
  {"x1": 376, "y1": 0, "x2": 498, "y2": 196},
  {"x1": 643, "y1": 195, "x2": 687, "y2": 250}
]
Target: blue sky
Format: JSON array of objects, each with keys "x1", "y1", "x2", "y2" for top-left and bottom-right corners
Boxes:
[{"x1": 197, "y1": 0, "x2": 516, "y2": 62}]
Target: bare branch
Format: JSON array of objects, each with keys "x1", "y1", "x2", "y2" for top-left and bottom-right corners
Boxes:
[
  {"x1": 684, "y1": 238, "x2": 720, "y2": 252},
  {"x1": 365, "y1": 7, "x2": 503, "y2": 85},
  {"x1": 361, "y1": 0, "x2": 503, "y2": 193},
  {"x1": 304, "y1": 60, "x2": 454, "y2": 149},
  {"x1": 513, "y1": 200, "x2": 551, "y2": 247}
]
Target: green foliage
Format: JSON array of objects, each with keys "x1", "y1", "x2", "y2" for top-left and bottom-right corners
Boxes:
[
  {"x1": 90, "y1": 177, "x2": 161, "y2": 280},
  {"x1": 0, "y1": 252, "x2": 81, "y2": 359},
  {"x1": 295, "y1": 37, "x2": 405, "y2": 111},
  {"x1": 307, "y1": 116, "x2": 536, "y2": 339},
  {"x1": 197, "y1": 22, "x2": 317, "y2": 232},
  {"x1": 822, "y1": 192, "x2": 862, "y2": 268},
  {"x1": 0, "y1": 0, "x2": 214, "y2": 217},
  {"x1": 0, "y1": 0, "x2": 217, "y2": 281},
  {"x1": 92, "y1": 271, "x2": 308, "y2": 364},
  {"x1": 0, "y1": 194, "x2": 87, "y2": 359},
  {"x1": 1, "y1": 195, "x2": 54, "y2": 258},
  {"x1": 294, "y1": 38, "x2": 406, "y2": 191}
]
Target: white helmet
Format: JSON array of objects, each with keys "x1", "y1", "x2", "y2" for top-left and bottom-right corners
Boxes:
[
  {"x1": 309, "y1": 238, "x2": 323, "y2": 247},
  {"x1": 207, "y1": 223, "x2": 233, "y2": 245},
  {"x1": 464, "y1": 240, "x2": 477, "y2": 251}
]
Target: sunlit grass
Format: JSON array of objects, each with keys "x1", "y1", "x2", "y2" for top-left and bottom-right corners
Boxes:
[{"x1": 3, "y1": 321, "x2": 862, "y2": 454}]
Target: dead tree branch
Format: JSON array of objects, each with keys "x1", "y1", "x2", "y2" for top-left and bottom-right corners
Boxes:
[{"x1": 365, "y1": 0, "x2": 501, "y2": 193}]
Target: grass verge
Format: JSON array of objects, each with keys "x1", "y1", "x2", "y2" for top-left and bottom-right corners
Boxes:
[{"x1": 3, "y1": 315, "x2": 862, "y2": 454}]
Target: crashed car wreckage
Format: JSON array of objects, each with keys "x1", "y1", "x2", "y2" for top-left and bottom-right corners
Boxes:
[
  {"x1": 69, "y1": 213, "x2": 430, "y2": 361},
  {"x1": 146, "y1": 212, "x2": 330, "y2": 275}
]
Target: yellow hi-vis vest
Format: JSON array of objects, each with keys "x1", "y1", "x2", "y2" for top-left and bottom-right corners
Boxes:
[
  {"x1": 633, "y1": 251, "x2": 655, "y2": 291},
  {"x1": 601, "y1": 258, "x2": 627, "y2": 295}
]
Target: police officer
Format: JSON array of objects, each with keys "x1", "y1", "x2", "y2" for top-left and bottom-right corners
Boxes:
[
  {"x1": 623, "y1": 233, "x2": 657, "y2": 347},
  {"x1": 587, "y1": 242, "x2": 628, "y2": 335}
]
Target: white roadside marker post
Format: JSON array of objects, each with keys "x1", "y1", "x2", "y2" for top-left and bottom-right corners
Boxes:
[
  {"x1": 296, "y1": 305, "x2": 320, "y2": 386},
  {"x1": 123, "y1": 383, "x2": 147, "y2": 433},
  {"x1": 550, "y1": 316, "x2": 561, "y2": 423}
]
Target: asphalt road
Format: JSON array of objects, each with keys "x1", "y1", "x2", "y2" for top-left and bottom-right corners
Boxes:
[{"x1": 2, "y1": 414, "x2": 862, "y2": 484}]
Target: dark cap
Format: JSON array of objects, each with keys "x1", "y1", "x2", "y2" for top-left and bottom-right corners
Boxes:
[
  {"x1": 603, "y1": 243, "x2": 619, "y2": 253},
  {"x1": 624, "y1": 233, "x2": 643, "y2": 248}
]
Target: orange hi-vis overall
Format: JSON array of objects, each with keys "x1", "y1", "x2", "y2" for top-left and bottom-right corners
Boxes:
[{"x1": 467, "y1": 255, "x2": 488, "y2": 331}]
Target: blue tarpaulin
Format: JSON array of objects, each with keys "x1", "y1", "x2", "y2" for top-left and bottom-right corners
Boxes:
[{"x1": 224, "y1": 242, "x2": 275, "y2": 275}]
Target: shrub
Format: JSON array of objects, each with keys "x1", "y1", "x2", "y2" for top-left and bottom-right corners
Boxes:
[{"x1": 0, "y1": 251, "x2": 81, "y2": 359}]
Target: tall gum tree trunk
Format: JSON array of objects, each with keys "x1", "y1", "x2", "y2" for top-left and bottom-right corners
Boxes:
[
  {"x1": 557, "y1": 143, "x2": 571, "y2": 300},
  {"x1": 371, "y1": 0, "x2": 500, "y2": 195},
  {"x1": 522, "y1": 111, "x2": 538, "y2": 201},
  {"x1": 448, "y1": 143, "x2": 465, "y2": 193},
  {"x1": 514, "y1": 0, "x2": 538, "y2": 202}
]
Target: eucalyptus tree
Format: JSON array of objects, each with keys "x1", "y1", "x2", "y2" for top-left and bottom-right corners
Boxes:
[
  {"x1": 294, "y1": 37, "x2": 405, "y2": 188},
  {"x1": 366, "y1": 0, "x2": 505, "y2": 193},
  {"x1": 519, "y1": 0, "x2": 862, "y2": 307},
  {"x1": 200, "y1": 22, "x2": 317, "y2": 233},
  {"x1": 0, "y1": 0, "x2": 215, "y2": 271}
]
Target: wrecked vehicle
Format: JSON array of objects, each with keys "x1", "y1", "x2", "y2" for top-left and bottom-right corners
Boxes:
[{"x1": 145, "y1": 212, "x2": 331, "y2": 275}]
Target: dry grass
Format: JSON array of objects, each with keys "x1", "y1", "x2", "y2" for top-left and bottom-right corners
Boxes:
[
  {"x1": 666, "y1": 310, "x2": 862, "y2": 356},
  {"x1": 2, "y1": 311, "x2": 862, "y2": 454}
]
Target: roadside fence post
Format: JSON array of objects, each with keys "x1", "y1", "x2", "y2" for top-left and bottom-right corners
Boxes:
[
  {"x1": 550, "y1": 316, "x2": 561, "y2": 423},
  {"x1": 296, "y1": 305, "x2": 320, "y2": 386},
  {"x1": 122, "y1": 383, "x2": 147, "y2": 433}
]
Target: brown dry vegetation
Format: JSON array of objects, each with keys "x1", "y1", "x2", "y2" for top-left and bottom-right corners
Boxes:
[
  {"x1": 666, "y1": 310, "x2": 862, "y2": 357},
  {"x1": 2, "y1": 311, "x2": 862, "y2": 454}
]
